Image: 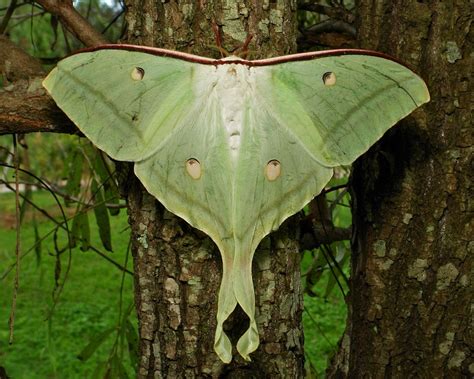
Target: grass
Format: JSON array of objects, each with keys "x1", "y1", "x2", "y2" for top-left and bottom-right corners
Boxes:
[{"x1": 0, "y1": 189, "x2": 347, "y2": 378}]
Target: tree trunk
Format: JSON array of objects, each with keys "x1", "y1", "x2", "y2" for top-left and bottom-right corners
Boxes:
[
  {"x1": 122, "y1": 2, "x2": 305, "y2": 377},
  {"x1": 329, "y1": 1, "x2": 472, "y2": 377}
]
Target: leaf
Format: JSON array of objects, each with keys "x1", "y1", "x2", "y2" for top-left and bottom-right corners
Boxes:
[
  {"x1": 32, "y1": 214, "x2": 42, "y2": 266},
  {"x1": 63, "y1": 149, "x2": 83, "y2": 205},
  {"x1": 77, "y1": 327, "x2": 115, "y2": 362},
  {"x1": 109, "y1": 354, "x2": 129, "y2": 379},
  {"x1": 124, "y1": 319, "x2": 138, "y2": 370},
  {"x1": 92, "y1": 148, "x2": 120, "y2": 216},
  {"x1": 91, "y1": 360, "x2": 108, "y2": 379},
  {"x1": 80, "y1": 212, "x2": 91, "y2": 251},
  {"x1": 91, "y1": 178, "x2": 112, "y2": 251},
  {"x1": 71, "y1": 211, "x2": 90, "y2": 251},
  {"x1": 70, "y1": 212, "x2": 81, "y2": 248}
]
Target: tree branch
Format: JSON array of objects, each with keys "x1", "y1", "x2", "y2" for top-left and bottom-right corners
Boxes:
[
  {"x1": 0, "y1": 0, "x2": 110, "y2": 136},
  {"x1": 0, "y1": 36, "x2": 77, "y2": 135},
  {"x1": 298, "y1": 19, "x2": 357, "y2": 50},
  {"x1": 299, "y1": 2, "x2": 355, "y2": 24},
  {"x1": 299, "y1": 193, "x2": 352, "y2": 249},
  {"x1": 300, "y1": 223, "x2": 352, "y2": 250},
  {"x1": 306, "y1": 19, "x2": 356, "y2": 36},
  {"x1": 0, "y1": 35, "x2": 44, "y2": 80},
  {"x1": 0, "y1": 0, "x2": 17, "y2": 34},
  {"x1": 0, "y1": 77, "x2": 77, "y2": 135},
  {"x1": 35, "y1": 0, "x2": 108, "y2": 47},
  {"x1": 297, "y1": 1, "x2": 356, "y2": 50}
]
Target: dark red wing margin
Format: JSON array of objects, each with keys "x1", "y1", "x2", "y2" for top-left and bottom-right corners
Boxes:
[{"x1": 70, "y1": 44, "x2": 410, "y2": 69}]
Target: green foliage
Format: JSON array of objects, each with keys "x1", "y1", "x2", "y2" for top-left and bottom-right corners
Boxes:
[
  {"x1": 71, "y1": 211, "x2": 91, "y2": 251},
  {"x1": 0, "y1": 0, "x2": 123, "y2": 59},
  {"x1": 302, "y1": 175, "x2": 351, "y2": 376},
  {"x1": 91, "y1": 178, "x2": 112, "y2": 251},
  {"x1": 0, "y1": 133, "x2": 83, "y2": 184},
  {"x1": 63, "y1": 146, "x2": 84, "y2": 203},
  {"x1": 5, "y1": 8, "x2": 66, "y2": 58},
  {"x1": 0, "y1": 132, "x2": 130, "y2": 378},
  {"x1": 1, "y1": 187, "x2": 347, "y2": 377},
  {"x1": 303, "y1": 289, "x2": 347, "y2": 377},
  {"x1": 0, "y1": 190, "x2": 135, "y2": 378}
]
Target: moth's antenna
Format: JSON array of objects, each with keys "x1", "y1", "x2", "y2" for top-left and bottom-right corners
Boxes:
[
  {"x1": 212, "y1": 21, "x2": 228, "y2": 58},
  {"x1": 241, "y1": 34, "x2": 253, "y2": 58},
  {"x1": 236, "y1": 34, "x2": 253, "y2": 59}
]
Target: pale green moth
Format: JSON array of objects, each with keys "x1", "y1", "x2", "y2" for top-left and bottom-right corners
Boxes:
[{"x1": 42, "y1": 45, "x2": 430, "y2": 363}]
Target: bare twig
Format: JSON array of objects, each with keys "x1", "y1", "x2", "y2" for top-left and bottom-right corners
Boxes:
[
  {"x1": 7, "y1": 11, "x2": 46, "y2": 21},
  {"x1": 0, "y1": 0, "x2": 17, "y2": 34},
  {"x1": 299, "y1": 2, "x2": 354, "y2": 24},
  {"x1": 47, "y1": 181, "x2": 126, "y2": 209},
  {"x1": 85, "y1": 0, "x2": 92, "y2": 20},
  {"x1": 8, "y1": 135, "x2": 20, "y2": 344},
  {"x1": 306, "y1": 19, "x2": 356, "y2": 37},
  {"x1": 102, "y1": 8, "x2": 124, "y2": 35},
  {"x1": 300, "y1": 222, "x2": 352, "y2": 250},
  {"x1": 299, "y1": 187, "x2": 352, "y2": 249},
  {"x1": 1, "y1": 221, "x2": 133, "y2": 280},
  {"x1": 322, "y1": 183, "x2": 348, "y2": 195},
  {"x1": 0, "y1": 180, "x2": 133, "y2": 277},
  {"x1": 321, "y1": 244, "x2": 349, "y2": 285},
  {"x1": 35, "y1": 0, "x2": 108, "y2": 46},
  {"x1": 329, "y1": 187, "x2": 349, "y2": 214},
  {"x1": 0, "y1": 145, "x2": 14, "y2": 157},
  {"x1": 320, "y1": 245, "x2": 346, "y2": 297},
  {"x1": 301, "y1": 225, "x2": 352, "y2": 250},
  {"x1": 4, "y1": 9, "x2": 43, "y2": 31},
  {"x1": 1, "y1": 178, "x2": 125, "y2": 209},
  {"x1": 60, "y1": 21, "x2": 72, "y2": 53}
]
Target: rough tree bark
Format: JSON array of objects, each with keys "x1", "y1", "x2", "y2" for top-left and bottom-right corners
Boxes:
[
  {"x1": 329, "y1": 1, "x2": 472, "y2": 377},
  {"x1": 122, "y1": 1, "x2": 306, "y2": 377}
]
